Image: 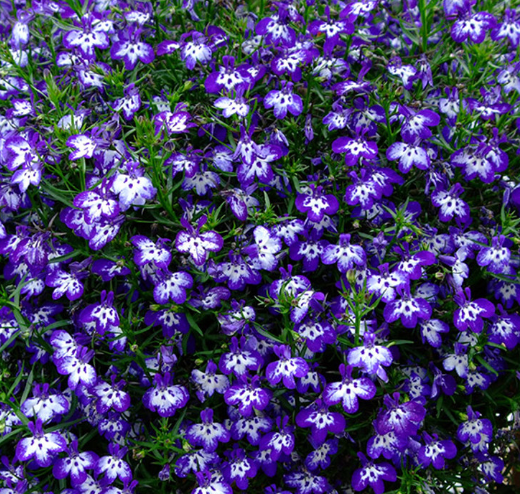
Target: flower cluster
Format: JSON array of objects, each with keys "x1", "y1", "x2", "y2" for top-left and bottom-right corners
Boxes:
[{"x1": 0, "y1": 1, "x2": 519, "y2": 494}]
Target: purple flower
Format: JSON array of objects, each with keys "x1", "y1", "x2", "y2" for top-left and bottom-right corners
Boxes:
[
  {"x1": 332, "y1": 130, "x2": 378, "y2": 166},
  {"x1": 63, "y1": 13, "x2": 110, "y2": 61},
  {"x1": 386, "y1": 138, "x2": 431, "y2": 174},
  {"x1": 204, "y1": 55, "x2": 252, "y2": 94},
  {"x1": 154, "y1": 106, "x2": 196, "y2": 135},
  {"x1": 296, "y1": 399, "x2": 346, "y2": 444},
  {"x1": 450, "y1": 6, "x2": 496, "y2": 43},
  {"x1": 264, "y1": 81, "x2": 303, "y2": 119},
  {"x1": 186, "y1": 408, "x2": 231, "y2": 452},
  {"x1": 95, "y1": 443, "x2": 132, "y2": 483},
  {"x1": 224, "y1": 375, "x2": 272, "y2": 416},
  {"x1": 15, "y1": 419, "x2": 67, "y2": 467},
  {"x1": 222, "y1": 447, "x2": 258, "y2": 490},
  {"x1": 110, "y1": 26, "x2": 154, "y2": 70},
  {"x1": 419, "y1": 319, "x2": 450, "y2": 348},
  {"x1": 321, "y1": 233, "x2": 366, "y2": 273},
  {"x1": 175, "y1": 215, "x2": 223, "y2": 266},
  {"x1": 92, "y1": 375, "x2": 131, "y2": 414},
  {"x1": 347, "y1": 333, "x2": 393, "y2": 382},
  {"x1": 431, "y1": 183, "x2": 470, "y2": 224},
  {"x1": 456, "y1": 406, "x2": 493, "y2": 453},
  {"x1": 219, "y1": 336, "x2": 262, "y2": 377},
  {"x1": 476, "y1": 235, "x2": 511, "y2": 274},
  {"x1": 323, "y1": 364, "x2": 376, "y2": 413},
  {"x1": 142, "y1": 372, "x2": 189, "y2": 417},
  {"x1": 193, "y1": 471, "x2": 232, "y2": 494},
  {"x1": 453, "y1": 288, "x2": 495, "y2": 333},
  {"x1": 55, "y1": 346, "x2": 97, "y2": 390},
  {"x1": 256, "y1": 9, "x2": 296, "y2": 47},
  {"x1": 79, "y1": 290, "x2": 119, "y2": 336},
  {"x1": 295, "y1": 184, "x2": 339, "y2": 222},
  {"x1": 152, "y1": 269, "x2": 193, "y2": 305},
  {"x1": 351, "y1": 452, "x2": 397, "y2": 494},
  {"x1": 387, "y1": 56, "x2": 417, "y2": 90},
  {"x1": 237, "y1": 143, "x2": 282, "y2": 186},
  {"x1": 418, "y1": 432, "x2": 457, "y2": 469},
  {"x1": 376, "y1": 392, "x2": 426, "y2": 438},
  {"x1": 443, "y1": 343, "x2": 469, "y2": 378},
  {"x1": 266, "y1": 344, "x2": 309, "y2": 389},
  {"x1": 111, "y1": 161, "x2": 156, "y2": 209},
  {"x1": 52, "y1": 440, "x2": 98, "y2": 486},
  {"x1": 242, "y1": 225, "x2": 282, "y2": 272},
  {"x1": 491, "y1": 9, "x2": 520, "y2": 47},
  {"x1": 20, "y1": 382, "x2": 70, "y2": 423},
  {"x1": 130, "y1": 235, "x2": 171, "y2": 268},
  {"x1": 488, "y1": 305, "x2": 520, "y2": 350},
  {"x1": 231, "y1": 414, "x2": 273, "y2": 446},
  {"x1": 367, "y1": 420, "x2": 408, "y2": 460},
  {"x1": 383, "y1": 286, "x2": 432, "y2": 328},
  {"x1": 259, "y1": 416, "x2": 295, "y2": 461}
]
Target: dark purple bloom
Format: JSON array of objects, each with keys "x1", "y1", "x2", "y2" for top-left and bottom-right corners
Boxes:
[
  {"x1": 95, "y1": 443, "x2": 132, "y2": 483},
  {"x1": 376, "y1": 392, "x2": 426, "y2": 438},
  {"x1": 266, "y1": 344, "x2": 309, "y2": 389},
  {"x1": 186, "y1": 408, "x2": 231, "y2": 452},
  {"x1": 456, "y1": 406, "x2": 493, "y2": 453},
  {"x1": 142, "y1": 372, "x2": 189, "y2": 417},
  {"x1": 264, "y1": 81, "x2": 303, "y2": 119},
  {"x1": 332, "y1": 131, "x2": 378, "y2": 166},
  {"x1": 347, "y1": 333, "x2": 393, "y2": 382},
  {"x1": 453, "y1": 288, "x2": 495, "y2": 333},
  {"x1": 52, "y1": 440, "x2": 98, "y2": 486},
  {"x1": 110, "y1": 25, "x2": 154, "y2": 70},
  {"x1": 15, "y1": 419, "x2": 67, "y2": 467},
  {"x1": 296, "y1": 399, "x2": 346, "y2": 444},
  {"x1": 323, "y1": 364, "x2": 376, "y2": 413},
  {"x1": 351, "y1": 452, "x2": 397, "y2": 494},
  {"x1": 418, "y1": 432, "x2": 457, "y2": 469}
]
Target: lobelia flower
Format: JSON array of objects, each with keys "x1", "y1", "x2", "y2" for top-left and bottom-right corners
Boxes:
[
  {"x1": 450, "y1": 143, "x2": 495, "y2": 184},
  {"x1": 242, "y1": 225, "x2": 282, "y2": 272},
  {"x1": 321, "y1": 233, "x2": 366, "y2": 273},
  {"x1": 53, "y1": 440, "x2": 99, "y2": 486},
  {"x1": 295, "y1": 399, "x2": 346, "y2": 444},
  {"x1": 175, "y1": 215, "x2": 223, "y2": 266},
  {"x1": 376, "y1": 392, "x2": 426, "y2": 439},
  {"x1": 154, "y1": 103, "x2": 196, "y2": 135},
  {"x1": 431, "y1": 182, "x2": 470, "y2": 224},
  {"x1": 152, "y1": 268, "x2": 193, "y2": 304},
  {"x1": 383, "y1": 285, "x2": 432, "y2": 328},
  {"x1": 224, "y1": 375, "x2": 272, "y2": 417},
  {"x1": 191, "y1": 360, "x2": 230, "y2": 402},
  {"x1": 78, "y1": 290, "x2": 119, "y2": 336},
  {"x1": 130, "y1": 235, "x2": 171, "y2": 269},
  {"x1": 73, "y1": 178, "x2": 119, "y2": 224},
  {"x1": 142, "y1": 372, "x2": 189, "y2": 417},
  {"x1": 222, "y1": 447, "x2": 258, "y2": 490},
  {"x1": 443, "y1": 342, "x2": 469, "y2": 378},
  {"x1": 453, "y1": 287, "x2": 495, "y2": 333},
  {"x1": 347, "y1": 333, "x2": 393, "y2": 382},
  {"x1": 182, "y1": 164, "x2": 220, "y2": 196},
  {"x1": 110, "y1": 25, "x2": 154, "y2": 70},
  {"x1": 193, "y1": 471, "x2": 232, "y2": 494},
  {"x1": 219, "y1": 336, "x2": 262, "y2": 377},
  {"x1": 237, "y1": 143, "x2": 283, "y2": 187},
  {"x1": 351, "y1": 452, "x2": 397, "y2": 494},
  {"x1": 283, "y1": 470, "x2": 331, "y2": 494},
  {"x1": 174, "y1": 448, "x2": 219, "y2": 478},
  {"x1": 20, "y1": 382, "x2": 70, "y2": 423},
  {"x1": 256, "y1": 8, "x2": 296, "y2": 46},
  {"x1": 204, "y1": 55, "x2": 253, "y2": 94},
  {"x1": 476, "y1": 234, "x2": 511, "y2": 274},
  {"x1": 264, "y1": 81, "x2": 303, "y2": 119},
  {"x1": 323, "y1": 364, "x2": 376, "y2": 413},
  {"x1": 95, "y1": 443, "x2": 132, "y2": 484},
  {"x1": 290, "y1": 289, "x2": 326, "y2": 324},
  {"x1": 92, "y1": 375, "x2": 131, "y2": 414},
  {"x1": 367, "y1": 419, "x2": 408, "y2": 461},
  {"x1": 295, "y1": 185, "x2": 339, "y2": 222},
  {"x1": 15, "y1": 419, "x2": 67, "y2": 468},
  {"x1": 449, "y1": 4, "x2": 496, "y2": 44},
  {"x1": 62, "y1": 12, "x2": 110, "y2": 61},
  {"x1": 214, "y1": 90, "x2": 250, "y2": 118},
  {"x1": 386, "y1": 137, "x2": 431, "y2": 174},
  {"x1": 186, "y1": 408, "x2": 231, "y2": 452},
  {"x1": 231, "y1": 413, "x2": 273, "y2": 446},
  {"x1": 387, "y1": 56, "x2": 417, "y2": 90},
  {"x1": 45, "y1": 258, "x2": 90, "y2": 301},
  {"x1": 294, "y1": 315, "x2": 336, "y2": 353},
  {"x1": 488, "y1": 305, "x2": 520, "y2": 350},
  {"x1": 266, "y1": 344, "x2": 309, "y2": 389},
  {"x1": 216, "y1": 299, "x2": 254, "y2": 335},
  {"x1": 491, "y1": 8, "x2": 520, "y2": 47},
  {"x1": 55, "y1": 345, "x2": 97, "y2": 390},
  {"x1": 289, "y1": 229, "x2": 329, "y2": 272},
  {"x1": 456, "y1": 406, "x2": 493, "y2": 453},
  {"x1": 332, "y1": 128, "x2": 378, "y2": 166},
  {"x1": 259, "y1": 415, "x2": 295, "y2": 461},
  {"x1": 418, "y1": 432, "x2": 457, "y2": 469},
  {"x1": 111, "y1": 161, "x2": 156, "y2": 209}
]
